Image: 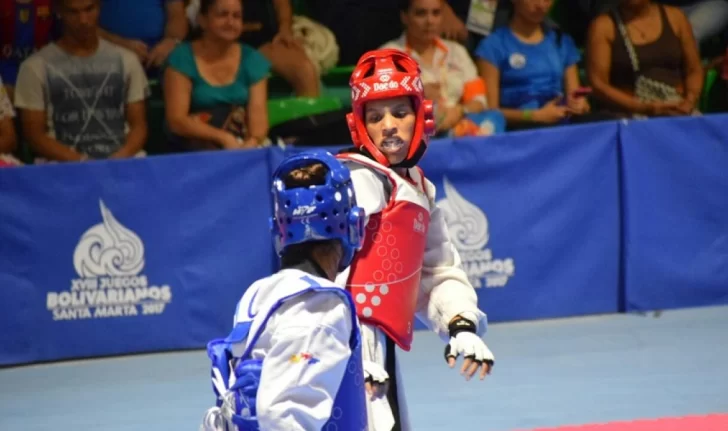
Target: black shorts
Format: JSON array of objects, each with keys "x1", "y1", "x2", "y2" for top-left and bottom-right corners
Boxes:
[
  {"x1": 385, "y1": 337, "x2": 402, "y2": 430},
  {"x1": 240, "y1": 0, "x2": 278, "y2": 48}
]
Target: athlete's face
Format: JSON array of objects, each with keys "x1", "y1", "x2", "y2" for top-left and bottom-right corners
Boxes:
[
  {"x1": 58, "y1": 0, "x2": 100, "y2": 42},
  {"x1": 512, "y1": 0, "x2": 552, "y2": 25},
  {"x1": 364, "y1": 96, "x2": 416, "y2": 166},
  {"x1": 619, "y1": 0, "x2": 651, "y2": 11},
  {"x1": 402, "y1": 0, "x2": 443, "y2": 43},
  {"x1": 199, "y1": 0, "x2": 244, "y2": 42}
]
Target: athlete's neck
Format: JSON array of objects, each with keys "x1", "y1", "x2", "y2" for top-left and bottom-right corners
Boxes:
[
  {"x1": 619, "y1": 1, "x2": 654, "y2": 21},
  {"x1": 406, "y1": 35, "x2": 435, "y2": 57},
  {"x1": 509, "y1": 15, "x2": 544, "y2": 42},
  {"x1": 56, "y1": 34, "x2": 100, "y2": 57},
  {"x1": 198, "y1": 37, "x2": 238, "y2": 59},
  {"x1": 286, "y1": 256, "x2": 336, "y2": 281},
  {"x1": 310, "y1": 247, "x2": 341, "y2": 281}
]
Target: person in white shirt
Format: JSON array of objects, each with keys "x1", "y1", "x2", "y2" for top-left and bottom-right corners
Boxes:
[
  {"x1": 336, "y1": 48, "x2": 495, "y2": 431},
  {"x1": 200, "y1": 150, "x2": 368, "y2": 431},
  {"x1": 380, "y1": 0, "x2": 489, "y2": 135}
]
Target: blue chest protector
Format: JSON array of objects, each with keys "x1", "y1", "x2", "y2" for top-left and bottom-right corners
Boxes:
[{"x1": 206, "y1": 276, "x2": 368, "y2": 431}]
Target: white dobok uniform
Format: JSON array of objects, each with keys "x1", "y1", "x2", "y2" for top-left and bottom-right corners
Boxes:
[{"x1": 221, "y1": 267, "x2": 366, "y2": 430}]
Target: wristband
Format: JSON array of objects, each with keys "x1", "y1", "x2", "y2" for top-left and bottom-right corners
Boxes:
[
  {"x1": 448, "y1": 318, "x2": 477, "y2": 338},
  {"x1": 523, "y1": 109, "x2": 533, "y2": 121}
]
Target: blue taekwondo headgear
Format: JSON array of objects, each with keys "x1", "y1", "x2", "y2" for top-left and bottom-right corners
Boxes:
[{"x1": 270, "y1": 150, "x2": 365, "y2": 271}]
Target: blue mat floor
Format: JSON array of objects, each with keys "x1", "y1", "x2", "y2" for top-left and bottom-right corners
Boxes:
[{"x1": 1, "y1": 305, "x2": 726, "y2": 430}]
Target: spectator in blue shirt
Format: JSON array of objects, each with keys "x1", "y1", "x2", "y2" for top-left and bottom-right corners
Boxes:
[
  {"x1": 475, "y1": 0, "x2": 592, "y2": 129},
  {"x1": 98, "y1": 0, "x2": 188, "y2": 73}
]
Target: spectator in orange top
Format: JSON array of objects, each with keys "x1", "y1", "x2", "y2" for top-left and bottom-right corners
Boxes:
[{"x1": 381, "y1": 0, "x2": 494, "y2": 135}]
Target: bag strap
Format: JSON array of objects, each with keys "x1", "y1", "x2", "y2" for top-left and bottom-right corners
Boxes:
[{"x1": 612, "y1": 9, "x2": 641, "y2": 74}]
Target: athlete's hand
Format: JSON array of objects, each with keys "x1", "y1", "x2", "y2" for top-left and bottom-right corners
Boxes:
[
  {"x1": 534, "y1": 97, "x2": 571, "y2": 123},
  {"x1": 146, "y1": 38, "x2": 178, "y2": 68},
  {"x1": 123, "y1": 39, "x2": 150, "y2": 61},
  {"x1": 363, "y1": 359, "x2": 389, "y2": 400},
  {"x1": 440, "y1": 5, "x2": 468, "y2": 42},
  {"x1": 444, "y1": 318, "x2": 494, "y2": 381},
  {"x1": 273, "y1": 28, "x2": 303, "y2": 49}
]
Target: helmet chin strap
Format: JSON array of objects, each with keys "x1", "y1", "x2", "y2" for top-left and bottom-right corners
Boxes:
[{"x1": 391, "y1": 141, "x2": 427, "y2": 169}]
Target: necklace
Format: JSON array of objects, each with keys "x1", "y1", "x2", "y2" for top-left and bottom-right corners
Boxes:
[
  {"x1": 630, "y1": 24, "x2": 648, "y2": 41},
  {"x1": 625, "y1": 4, "x2": 654, "y2": 42}
]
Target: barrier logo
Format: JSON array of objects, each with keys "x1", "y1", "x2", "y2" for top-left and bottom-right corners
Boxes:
[
  {"x1": 436, "y1": 177, "x2": 515, "y2": 288},
  {"x1": 47, "y1": 200, "x2": 173, "y2": 320}
]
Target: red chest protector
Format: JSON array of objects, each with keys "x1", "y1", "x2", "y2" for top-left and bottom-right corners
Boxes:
[{"x1": 337, "y1": 153, "x2": 431, "y2": 351}]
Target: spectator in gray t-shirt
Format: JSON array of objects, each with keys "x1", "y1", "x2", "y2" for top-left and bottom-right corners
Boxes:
[{"x1": 14, "y1": 0, "x2": 149, "y2": 162}]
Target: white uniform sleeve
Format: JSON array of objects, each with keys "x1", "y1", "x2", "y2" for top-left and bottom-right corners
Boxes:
[
  {"x1": 0, "y1": 79, "x2": 15, "y2": 120},
  {"x1": 256, "y1": 291, "x2": 353, "y2": 431},
  {"x1": 186, "y1": 0, "x2": 200, "y2": 27},
  {"x1": 416, "y1": 176, "x2": 487, "y2": 341},
  {"x1": 455, "y1": 43, "x2": 488, "y2": 107},
  {"x1": 118, "y1": 44, "x2": 150, "y2": 104},
  {"x1": 14, "y1": 56, "x2": 47, "y2": 111},
  {"x1": 347, "y1": 163, "x2": 389, "y2": 218}
]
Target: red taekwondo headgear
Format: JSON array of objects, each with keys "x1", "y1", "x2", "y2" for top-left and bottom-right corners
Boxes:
[{"x1": 346, "y1": 49, "x2": 435, "y2": 168}]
